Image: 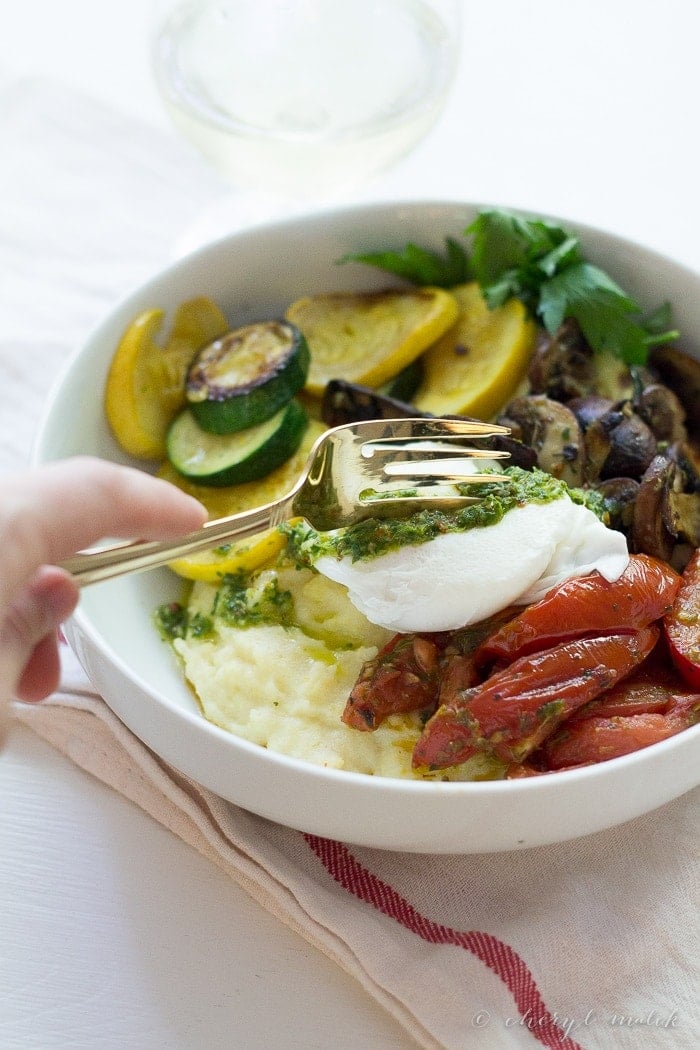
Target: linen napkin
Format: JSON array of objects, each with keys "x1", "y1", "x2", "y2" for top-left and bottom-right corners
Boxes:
[{"x1": 2, "y1": 80, "x2": 699, "y2": 1050}]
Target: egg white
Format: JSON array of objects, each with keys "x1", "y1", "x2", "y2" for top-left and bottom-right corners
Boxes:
[{"x1": 314, "y1": 497, "x2": 629, "y2": 633}]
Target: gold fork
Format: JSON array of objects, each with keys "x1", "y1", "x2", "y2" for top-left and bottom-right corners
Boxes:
[{"x1": 60, "y1": 418, "x2": 511, "y2": 586}]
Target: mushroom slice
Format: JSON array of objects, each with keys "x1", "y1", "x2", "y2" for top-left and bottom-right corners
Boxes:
[
  {"x1": 664, "y1": 491, "x2": 700, "y2": 548},
  {"x1": 635, "y1": 382, "x2": 687, "y2": 444},
  {"x1": 649, "y1": 345, "x2": 700, "y2": 437},
  {"x1": 583, "y1": 410, "x2": 620, "y2": 482},
  {"x1": 632, "y1": 443, "x2": 700, "y2": 568},
  {"x1": 527, "y1": 318, "x2": 595, "y2": 402},
  {"x1": 568, "y1": 395, "x2": 615, "y2": 432},
  {"x1": 498, "y1": 394, "x2": 584, "y2": 486},
  {"x1": 584, "y1": 406, "x2": 657, "y2": 482},
  {"x1": 321, "y1": 377, "x2": 416, "y2": 424},
  {"x1": 632, "y1": 455, "x2": 676, "y2": 562},
  {"x1": 663, "y1": 443, "x2": 700, "y2": 549},
  {"x1": 601, "y1": 411, "x2": 658, "y2": 480}
]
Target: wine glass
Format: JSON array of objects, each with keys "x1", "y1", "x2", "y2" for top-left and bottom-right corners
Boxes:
[{"x1": 150, "y1": 0, "x2": 462, "y2": 252}]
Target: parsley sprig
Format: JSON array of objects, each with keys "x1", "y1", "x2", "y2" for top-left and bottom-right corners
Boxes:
[
  {"x1": 340, "y1": 236, "x2": 470, "y2": 288},
  {"x1": 342, "y1": 208, "x2": 679, "y2": 365}
]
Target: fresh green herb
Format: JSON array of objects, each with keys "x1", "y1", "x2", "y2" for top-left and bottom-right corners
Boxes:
[
  {"x1": 535, "y1": 262, "x2": 660, "y2": 366},
  {"x1": 469, "y1": 210, "x2": 581, "y2": 304},
  {"x1": 641, "y1": 301, "x2": 678, "y2": 350},
  {"x1": 281, "y1": 520, "x2": 323, "y2": 568},
  {"x1": 154, "y1": 603, "x2": 214, "y2": 641},
  {"x1": 217, "y1": 571, "x2": 294, "y2": 628},
  {"x1": 190, "y1": 612, "x2": 215, "y2": 638},
  {"x1": 567, "y1": 484, "x2": 608, "y2": 521},
  {"x1": 340, "y1": 237, "x2": 470, "y2": 287},
  {"x1": 343, "y1": 207, "x2": 679, "y2": 366},
  {"x1": 155, "y1": 602, "x2": 189, "y2": 641},
  {"x1": 470, "y1": 210, "x2": 680, "y2": 365}
]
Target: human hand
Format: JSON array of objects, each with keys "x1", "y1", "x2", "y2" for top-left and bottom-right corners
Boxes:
[{"x1": 0, "y1": 457, "x2": 206, "y2": 728}]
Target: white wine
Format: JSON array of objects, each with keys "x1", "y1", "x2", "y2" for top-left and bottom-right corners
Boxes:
[{"x1": 152, "y1": 0, "x2": 459, "y2": 196}]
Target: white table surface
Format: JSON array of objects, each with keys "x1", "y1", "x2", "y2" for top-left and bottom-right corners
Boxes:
[{"x1": 2, "y1": 3, "x2": 700, "y2": 1048}]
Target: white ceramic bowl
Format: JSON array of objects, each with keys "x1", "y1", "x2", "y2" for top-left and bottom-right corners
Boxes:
[{"x1": 34, "y1": 201, "x2": 700, "y2": 853}]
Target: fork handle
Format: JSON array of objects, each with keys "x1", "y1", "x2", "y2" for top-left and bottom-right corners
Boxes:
[{"x1": 59, "y1": 502, "x2": 283, "y2": 587}]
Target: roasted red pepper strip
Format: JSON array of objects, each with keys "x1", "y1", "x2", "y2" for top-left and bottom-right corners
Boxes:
[
  {"x1": 542, "y1": 700, "x2": 700, "y2": 769},
  {"x1": 664, "y1": 548, "x2": 700, "y2": 689},
  {"x1": 412, "y1": 627, "x2": 659, "y2": 770},
  {"x1": 476, "y1": 555, "x2": 680, "y2": 669},
  {"x1": 435, "y1": 606, "x2": 520, "y2": 705},
  {"x1": 342, "y1": 633, "x2": 441, "y2": 730},
  {"x1": 567, "y1": 643, "x2": 696, "y2": 721},
  {"x1": 343, "y1": 607, "x2": 517, "y2": 732}
]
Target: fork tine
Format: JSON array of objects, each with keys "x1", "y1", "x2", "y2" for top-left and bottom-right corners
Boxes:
[
  {"x1": 360, "y1": 418, "x2": 510, "y2": 459},
  {"x1": 390, "y1": 473, "x2": 508, "y2": 484},
  {"x1": 347, "y1": 417, "x2": 513, "y2": 515},
  {"x1": 351, "y1": 417, "x2": 509, "y2": 442},
  {"x1": 362, "y1": 439, "x2": 511, "y2": 458},
  {"x1": 359, "y1": 491, "x2": 485, "y2": 513},
  {"x1": 395, "y1": 419, "x2": 510, "y2": 436},
  {"x1": 383, "y1": 459, "x2": 511, "y2": 479}
]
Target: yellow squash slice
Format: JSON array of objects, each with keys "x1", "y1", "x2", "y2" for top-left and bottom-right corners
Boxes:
[
  {"x1": 105, "y1": 297, "x2": 229, "y2": 459},
  {"x1": 286, "y1": 287, "x2": 459, "y2": 397},
  {"x1": 164, "y1": 527, "x2": 287, "y2": 583},
  {"x1": 413, "y1": 283, "x2": 537, "y2": 419},
  {"x1": 160, "y1": 419, "x2": 326, "y2": 581}
]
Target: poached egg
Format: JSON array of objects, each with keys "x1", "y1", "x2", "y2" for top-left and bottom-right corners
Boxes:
[{"x1": 314, "y1": 495, "x2": 629, "y2": 633}]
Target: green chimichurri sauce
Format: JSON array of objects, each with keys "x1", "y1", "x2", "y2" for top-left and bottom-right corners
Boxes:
[
  {"x1": 155, "y1": 570, "x2": 295, "y2": 642},
  {"x1": 284, "y1": 466, "x2": 607, "y2": 564},
  {"x1": 215, "y1": 571, "x2": 294, "y2": 628},
  {"x1": 155, "y1": 603, "x2": 214, "y2": 641}
]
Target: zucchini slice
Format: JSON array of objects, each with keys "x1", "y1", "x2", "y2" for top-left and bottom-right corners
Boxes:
[
  {"x1": 167, "y1": 399, "x2": 308, "y2": 487},
  {"x1": 186, "y1": 320, "x2": 309, "y2": 434}
]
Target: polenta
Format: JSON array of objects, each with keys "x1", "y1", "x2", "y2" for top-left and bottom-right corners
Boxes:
[{"x1": 167, "y1": 564, "x2": 498, "y2": 780}]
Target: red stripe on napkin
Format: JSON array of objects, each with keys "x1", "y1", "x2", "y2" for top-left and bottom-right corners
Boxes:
[{"x1": 305, "y1": 835, "x2": 583, "y2": 1050}]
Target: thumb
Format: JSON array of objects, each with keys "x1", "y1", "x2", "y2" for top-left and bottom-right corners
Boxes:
[{"x1": 0, "y1": 566, "x2": 79, "y2": 705}]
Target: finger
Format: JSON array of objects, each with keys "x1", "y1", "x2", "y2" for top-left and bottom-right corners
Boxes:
[
  {"x1": 14, "y1": 630, "x2": 62, "y2": 703},
  {"x1": 1, "y1": 458, "x2": 207, "y2": 609},
  {"x1": 0, "y1": 566, "x2": 79, "y2": 705}
]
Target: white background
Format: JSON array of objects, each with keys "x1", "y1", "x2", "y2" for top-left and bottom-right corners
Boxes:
[
  {"x1": 1, "y1": 2, "x2": 699, "y2": 1048},
  {"x1": 3, "y1": 0, "x2": 700, "y2": 266}
]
